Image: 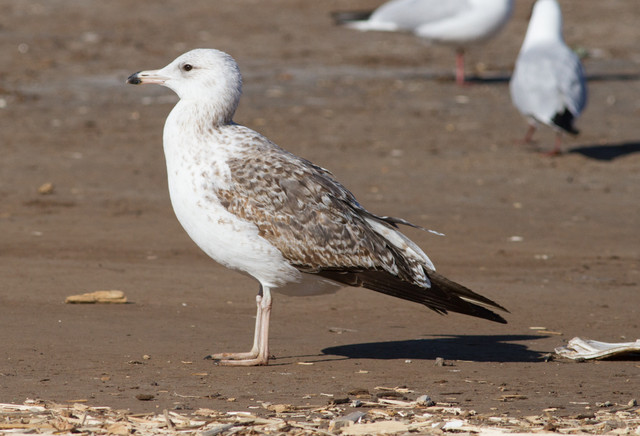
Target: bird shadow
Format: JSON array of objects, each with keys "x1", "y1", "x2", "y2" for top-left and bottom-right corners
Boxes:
[
  {"x1": 462, "y1": 71, "x2": 640, "y2": 86},
  {"x1": 464, "y1": 74, "x2": 511, "y2": 85},
  {"x1": 568, "y1": 141, "x2": 640, "y2": 161},
  {"x1": 321, "y1": 335, "x2": 546, "y2": 363},
  {"x1": 585, "y1": 72, "x2": 640, "y2": 83}
]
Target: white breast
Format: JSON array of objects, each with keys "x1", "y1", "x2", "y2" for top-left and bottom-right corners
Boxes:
[{"x1": 162, "y1": 102, "x2": 301, "y2": 288}]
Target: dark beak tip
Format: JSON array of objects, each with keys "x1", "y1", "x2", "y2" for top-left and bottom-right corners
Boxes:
[{"x1": 126, "y1": 72, "x2": 142, "y2": 85}]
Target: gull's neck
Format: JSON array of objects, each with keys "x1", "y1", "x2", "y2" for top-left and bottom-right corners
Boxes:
[
  {"x1": 162, "y1": 98, "x2": 237, "y2": 189},
  {"x1": 168, "y1": 98, "x2": 236, "y2": 137},
  {"x1": 521, "y1": 0, "x2": 563, "y2": 50}
]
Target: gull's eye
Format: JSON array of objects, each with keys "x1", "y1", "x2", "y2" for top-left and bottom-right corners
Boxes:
[{"x1": 183, "y1": 64, "x2": 193, "y2": 72}]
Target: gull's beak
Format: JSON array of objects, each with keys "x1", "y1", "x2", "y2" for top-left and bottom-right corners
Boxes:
[{"x1": 126, "y1": 69, "x2": 169, "y2": 85}]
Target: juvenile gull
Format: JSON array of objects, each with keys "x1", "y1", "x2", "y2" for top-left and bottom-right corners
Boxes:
[
  {"x1": 510, "y1": 0, "x2": 587, "y2": 155},
  {"x1": 333, "y1": 0, "x2": 514, "y2": 85},
  {"x1": 127, "y1": 49, "x2": 507, "y2": 366}
]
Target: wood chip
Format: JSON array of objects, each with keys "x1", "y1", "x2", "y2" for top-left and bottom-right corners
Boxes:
[
  {"x1": 65, "y1": 290, "x2": 127, "y2": 304},
  {"x1": 0, "y1": 397, "x2": 638, "y2": 436},
  {"x1": 341, "y1": 420, "x2": 409, "y2": 435},
  {"x1": 37, "y1": 182, "x2": 54, "y2": 195},
  {"x1": 105, "y1": 422, "x2": 130, "y2": 435},
  {"x1": 265, "y1": 403, "x2": 294, "y2": 413},
  {"x1": 201, "y1": 423, "x2": 234, "y2": 435}
]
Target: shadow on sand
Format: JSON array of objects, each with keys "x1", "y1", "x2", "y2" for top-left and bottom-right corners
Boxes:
[
  {"x1": 464, "y1": 71, "x2": 640, "y2": 86},
  {"x1": 322, "y1": 334, "x2": 547, "y2": 363},
  {"x1": 568, "y1": 141, "x2": 640, "y2": 161}
]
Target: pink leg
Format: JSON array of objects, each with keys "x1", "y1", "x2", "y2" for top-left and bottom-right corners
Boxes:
[
  {"x1": 205, "y1": 286, "x2": 272, "y2": 366},
  {"x1": 455, "y1": 50, "x2": 466, "y2": 86},
  {"x1": 542, "y1": 132, "x2": 563, "y2": 156},
  {"x1": 522, "y1": 124, "x2": 536, "y2": 144}
]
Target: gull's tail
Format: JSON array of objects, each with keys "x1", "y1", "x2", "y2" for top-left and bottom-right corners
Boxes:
[
  {"x1": 317, "y1": 269, "x2": 508, "y2": 324},
  {"x1": 552, "y1": 108, "x2": 579, "y2": 135}
]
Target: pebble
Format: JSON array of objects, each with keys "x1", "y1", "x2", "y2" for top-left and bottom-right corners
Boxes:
[
  {"x1": 329, "y1": 411, "x2": 366, "y2": 432},
  {"x1": 135, "y1": 394, "x2": 154, "y2": 401},
  {"x1": 416, "y1": 395, "x2": 436, "y2": 407}
]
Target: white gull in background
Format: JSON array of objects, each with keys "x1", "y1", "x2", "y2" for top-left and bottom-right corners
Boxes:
[
  {"x1": 333, "y1": 0, "x2": 514, "y2": 85},
  {"x1": 510, "y1": 0, "x2": 587, "y2": 155},
  {"x1": 127, "y1": 49, "x2": 507, "y2": 366}
]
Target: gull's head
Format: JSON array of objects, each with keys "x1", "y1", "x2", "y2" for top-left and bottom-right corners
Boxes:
[{"x1": 127, "y1": 49, "x2": 243, "y2": 121}]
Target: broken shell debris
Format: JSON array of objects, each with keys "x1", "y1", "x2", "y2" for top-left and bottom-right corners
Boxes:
[
  {"x1": 1, "y1": 397, "x2": 638, "y2": 436},
  {"x1": 65, "y1": 290, "x2": 127, "y2": 304}
]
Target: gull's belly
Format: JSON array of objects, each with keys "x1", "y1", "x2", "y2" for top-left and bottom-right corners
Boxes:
[{"x1": 165, "y1": 165, "x2": 301, "y2": 288}]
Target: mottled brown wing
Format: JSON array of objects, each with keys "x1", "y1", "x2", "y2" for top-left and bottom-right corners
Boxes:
[
  {"x1": 215, "y1": 138, "x2": 418, "y2": 281},
  {"x1": 215, "y1": 134, "x2": 508, "y2": 322}
]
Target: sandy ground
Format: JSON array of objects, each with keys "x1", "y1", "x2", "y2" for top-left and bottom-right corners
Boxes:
[{"x1": 1, "y1": 0, "x2": 639, "y2": 421}]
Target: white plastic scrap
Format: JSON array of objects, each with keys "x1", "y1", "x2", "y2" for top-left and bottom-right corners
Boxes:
[{"x1": 555, "y1": 337, "x2": 640, "y2": 360}]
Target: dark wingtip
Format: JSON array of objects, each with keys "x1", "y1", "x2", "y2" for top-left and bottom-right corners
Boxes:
[
  {"x1": 552, "y1": 108, "x2": 579, "y2": 135},
  {"x1": 438, "y1": 301, "x2": 507, "y2": 324},
  {"x1": 481, "y1": 309, "x2": 508, "y2": 324},
  {"x1": 317, "y1": 269, "x2": 509, "y2": 324},
  {"x1": 440, "y1": 299, "x2": 508, "y2": 324},
  {"x1": 126, "y1": 72, "x2": 142, "y2": 85}
]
